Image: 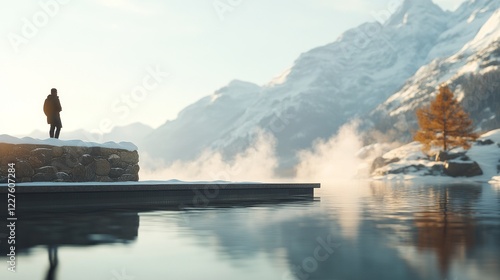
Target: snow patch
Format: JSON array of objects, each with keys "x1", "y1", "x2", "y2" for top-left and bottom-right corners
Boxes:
[
  {"x1": 210, "y1": 93, "x2": 221, "y2": 103},
  {"x1": 480, "y1": 128, "x2": 500, "y2": 143},
  {"x1": 0, "y1": 134, "x2": 138, "y2": 151},
  {"x1": 382, "y1": 142, "x2": 427, "y2": 161},
  {"x1": 460, "y1": 9, "x2": 500, "y2": 53},
  {"x1": 268, "y1": 68, "x2": 292, "y2": 86},
  {"x1": 457, "y1": 60, "x2": 481, "y2": 75},
  {"x1": 489, "y1": 176, "x2": 500, "y2": 185}
]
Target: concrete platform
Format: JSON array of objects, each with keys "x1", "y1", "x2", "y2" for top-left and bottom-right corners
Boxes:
[{"x1": 0, "y1": 181, "x2": 320, "y2": 213}]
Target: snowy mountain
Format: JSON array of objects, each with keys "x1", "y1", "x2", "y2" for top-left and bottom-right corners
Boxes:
[
  {"x1": 144, "y1": 0, "x2": 500, "y2": 172},
  {"x1": 144, "y1": 80, "x2": 261, "y2": 163},
  {"x1": 371, "y1": 2, "x2": 500, "y2": 141}
]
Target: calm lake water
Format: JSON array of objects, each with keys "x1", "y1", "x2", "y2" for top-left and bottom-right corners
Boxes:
[{"x1": 1, "y1": 182, "x2": 500, "y2": 280}]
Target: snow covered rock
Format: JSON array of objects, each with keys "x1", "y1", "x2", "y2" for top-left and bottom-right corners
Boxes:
[
  {"x1": 370, "y1": 142, "x2": 445, "y2": 177},
  {"x1": 371, "y1": 157, "x2": 401, "y2": 173},
  {"x1": 372, "y1": 129, "x2": 500, "y2": 181}
]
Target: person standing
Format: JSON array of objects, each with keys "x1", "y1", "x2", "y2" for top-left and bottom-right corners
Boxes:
[{"x1": 43, "y1": 88, "x2": 63, "y2": 139}]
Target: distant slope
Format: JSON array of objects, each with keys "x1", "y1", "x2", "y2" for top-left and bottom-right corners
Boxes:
[
  {"x1": 370, "y1": 6, "x2": 500, "y2": 141},
  {"x1": 24, "y1": 122, "x2": 153, "y2": 148}
]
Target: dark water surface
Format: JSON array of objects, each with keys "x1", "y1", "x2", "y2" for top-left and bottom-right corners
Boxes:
[{"x1": 1, "y1": 182, "x2": 499, "y2": 280}]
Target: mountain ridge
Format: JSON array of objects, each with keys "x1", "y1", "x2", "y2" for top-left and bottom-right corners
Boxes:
[
  {"x1": 370, "y1": 5, "x2": 500, "y2": 141},
  {"x1": 143, "y1": 0, "x2": 500, "y2": 174}
]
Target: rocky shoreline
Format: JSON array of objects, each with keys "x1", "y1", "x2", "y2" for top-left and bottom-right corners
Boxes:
[{"x1": 371, "y1": 130, "x2": 500, "y2": 181}]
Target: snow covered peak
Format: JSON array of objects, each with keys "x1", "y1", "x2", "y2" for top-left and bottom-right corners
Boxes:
[
  {"x1": 399, "y1": 0, "x2": 435, "y2": 9},
  {"x1": 454, "y1": 0, "x2": 500, "y2": 23},
  {"x1": 213, "y1": 79, "x2": 261, "y2": 98},
  {"x1": 226, "y1": 79, "x2": 259, "y2": 89},
  {"x1": 458, "y1": 0, "x2": 499, "y2": 11},
  {"x1": 386, "y1": 0, "x2": 445, "y2": 26},
  {"x1": 461, "y1": 9, "x2": 500, "y2": 52},
  {"x1": 425, "y1": 0, "x2": 500, "y2": 60},
  {"x1": 267, "y1": 68, "x2": 292, "y2": 87}
]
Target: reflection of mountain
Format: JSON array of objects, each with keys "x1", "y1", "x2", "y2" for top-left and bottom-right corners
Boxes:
[
  {"x1": 170, "y1": 184, "x2": 500, "y2": 279},
  {"x1": 2, "y1": 185, "x2": 496, "y2": 279},
  {"x1": 177, "y1": 202, "x2": 325, "y2": 260},
  {"x1": 173, "y1": 200, "x2": 432, "y2": 279}
]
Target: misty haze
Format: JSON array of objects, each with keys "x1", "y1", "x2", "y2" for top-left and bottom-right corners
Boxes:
[{"x1": 1, "y1": 0, "x2": 500, "y2": 279}]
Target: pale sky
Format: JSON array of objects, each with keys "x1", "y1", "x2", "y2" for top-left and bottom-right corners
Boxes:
[{"x1": 0, "y1": 0, "x2": 464, "y2": 136}]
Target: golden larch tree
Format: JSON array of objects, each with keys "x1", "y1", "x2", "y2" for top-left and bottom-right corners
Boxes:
[{"x1": 414, "y1": 85, "x2": 478, "y2": 152}]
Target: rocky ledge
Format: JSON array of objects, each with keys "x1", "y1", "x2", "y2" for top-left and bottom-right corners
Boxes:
[
  {"x1": 371, "y1": 129, "x2": 500, "y2": 180},
  {"x1": 0, "y1": 137, "x2": 139, "y2": 183}
]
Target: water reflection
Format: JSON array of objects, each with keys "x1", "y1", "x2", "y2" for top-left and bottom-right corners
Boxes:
[
  {"x1": 169, "y1": 183, "x2": 500, "y2": 279},
  {"x1": 46, "y1": 246, "x2": 58, "y2": 280},
  {"x1": 0, "y1": 183, "x2": 499, "y2": 280},
  {"x1": 365, "y1": 183, "x2": 499, "y2": 280},
  {"x1": 0, "y1": 211, "x2": 139, "y2": 280},
  {"x1": 413, "y1": 185, "x2": 480, "y2": 274},
  {"x1": 7, "y1": 211, "x2": 139, "y2": 252}
]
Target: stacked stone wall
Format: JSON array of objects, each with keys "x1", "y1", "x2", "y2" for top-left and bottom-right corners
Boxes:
[{"x1": 0, "y1": 143, "x2": 139, "y2": 183}]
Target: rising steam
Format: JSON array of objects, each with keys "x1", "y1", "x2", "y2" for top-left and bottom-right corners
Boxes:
[{"x1": 139, "y1": 121, "x2": 381, "y2": 183}]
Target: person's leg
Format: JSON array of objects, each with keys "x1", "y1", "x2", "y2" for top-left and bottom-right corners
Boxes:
[
  {"x1": 49, "y1": 125, "x2": 55, "y2": 138},
  {"x1": 55, "y1": 126, "x2": 61, "y2": 139}
]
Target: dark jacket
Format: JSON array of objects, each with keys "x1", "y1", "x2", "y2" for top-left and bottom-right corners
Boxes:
[{"x1": 43, "y1": 95, "x2": 62, "y2": 127}]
